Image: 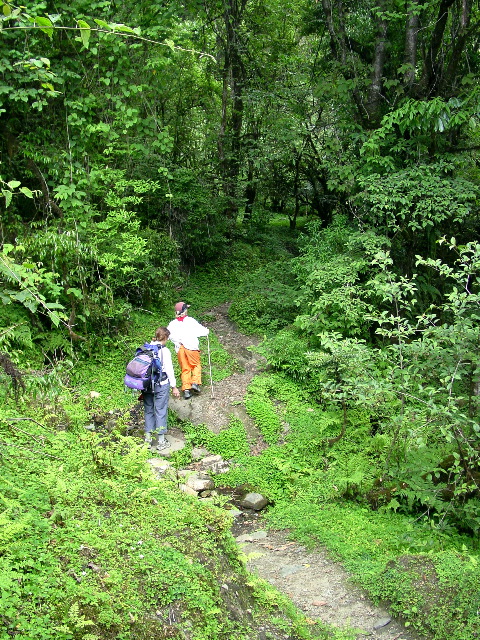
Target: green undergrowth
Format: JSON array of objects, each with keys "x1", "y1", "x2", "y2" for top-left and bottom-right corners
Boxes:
[
  {"x1": 216, "y1": 371, "x2": 480, "y2": 640},
  {"x1": 181, "y1": 416, "x2": 250, "y2": 460},
  {"x1": 0, "y1": 414, "x2": 336, "y2": 640},
  {"x1": 177, "y1": 241, "x2": 267, "y2": 313},
  {"x1": 244, "y1": 376, "x2": 283, "y2": 444}
]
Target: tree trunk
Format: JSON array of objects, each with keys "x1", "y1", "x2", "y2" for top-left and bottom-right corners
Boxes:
[
  {"x1": 439, "y1": 0, "x2": 473, "y2": 94},
  {"x1": 243, "y1": 160, "x2": 256, "y2": 221},
  {"x1": 366, "y1": 0, "x2": 389, "y2": 126},
  {"x1": 218, "y1": 0, "x2": 247, "y2": 219},
  {"x1": 404, "y1": 0, "x2": 420, "y2": 90},
  {"x1": 421, "y1": 0, "x2": 456, "y2": 95}
]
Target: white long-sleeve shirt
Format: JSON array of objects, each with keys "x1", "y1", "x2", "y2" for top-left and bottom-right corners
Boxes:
[
  {"x1": 167, "y1": 316, "x2": 209, "y2": 352},
  {"x1": 149, "y1": 341, "x2": 177, "y2": 387}
]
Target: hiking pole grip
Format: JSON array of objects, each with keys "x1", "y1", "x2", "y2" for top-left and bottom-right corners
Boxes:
[{"x1": 207, "y1": 334, "x2": 214, "y2": 399}]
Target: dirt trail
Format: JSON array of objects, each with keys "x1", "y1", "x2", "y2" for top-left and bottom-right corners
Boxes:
[
  {"x1": 178, "y1": 304, "x2": 422, "y2": 640},
  {"x1": 167, "y1": 302, "x2": 266, "y2": 444},
  {"x1": 133, "y1": 304, "x2": 422, "y2": 640}
]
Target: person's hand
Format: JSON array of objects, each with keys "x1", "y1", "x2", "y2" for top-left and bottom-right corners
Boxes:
[{"x1": 172, "y1": 387, "x2": 181, "y2": 398}]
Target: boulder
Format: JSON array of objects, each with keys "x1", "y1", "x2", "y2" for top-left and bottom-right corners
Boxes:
[
  {"x1": 239, "y1": 492, "x2": 268, "y2": 511},
  {"x1": 148, "y1": 459, "x2": 174, "y2": 479},
  {"x1": 192, "y1": 446, "x2": 210, "y2": 460}
]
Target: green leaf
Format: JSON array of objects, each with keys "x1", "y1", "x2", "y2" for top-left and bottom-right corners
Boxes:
[
  {"x1": 35, "y1": 16, "x2": 54, "y2": 38},
  {"x1": 7, "y1": 180, "x2": 20, "y2": 189},
  {"x1": 77, "y1": 20, "x2": 91, "y2": 48},
  {"x1": 3, "y1": 190, "x2": 12, "y2": 208},
  {"x1": 49, "y1": 311, "x2": 61, "y2": 327},
  {"x1": 19, "y1": 187, "x2": 33, "y2": 198},
  {"x1": 45, "y1": 302, "x2": 65, "y2": 310},
  {"x1": 94, "y1": 18, "x2": 111, "y2": 30},
  {"x1": 111, "y1": 23, "x2": 135, "y2": 34}
]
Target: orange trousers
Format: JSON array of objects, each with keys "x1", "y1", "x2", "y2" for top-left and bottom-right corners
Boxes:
[{"x1": 177, "y1": 346, "x2": 202, "y2": 390}]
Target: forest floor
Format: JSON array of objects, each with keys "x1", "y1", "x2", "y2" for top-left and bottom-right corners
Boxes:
[{"x1": 134, "y1": 303, "x2": 423, "y2": 640}]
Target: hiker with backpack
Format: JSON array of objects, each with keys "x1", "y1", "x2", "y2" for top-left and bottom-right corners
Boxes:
[
  {"x1": 167, "y1": 302, "x2": 209, "y2": 400},
  {"x1": 124, "y1": 326, "x2": 180, "y2": 452}
]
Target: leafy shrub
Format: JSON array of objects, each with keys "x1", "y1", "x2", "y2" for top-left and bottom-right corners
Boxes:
[
  {"x1": 292, "y1": 216, "x2": 386, "y2": 340},
  {"x1": 228, "y1": 261, "x2": 300, "y2": 335},
  {"x1": 257, "y1": 329, "x2": 314, "y2": 386},
  {"x1": 164, "y1": 167, "x2": 231, "y2": 265}
]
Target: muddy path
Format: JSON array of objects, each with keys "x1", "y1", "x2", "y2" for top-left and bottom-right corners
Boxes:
[{"x1": 232, "y1": 516, "x2": 419, "y2": 640}]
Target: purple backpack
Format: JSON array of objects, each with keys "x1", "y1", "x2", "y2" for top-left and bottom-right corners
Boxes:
[{"x1": 124, "y1": 344, "x2": 163, "y2": 391}]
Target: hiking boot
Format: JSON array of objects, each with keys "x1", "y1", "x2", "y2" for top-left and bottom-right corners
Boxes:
[
  {"x1": 156, "y1": 440, "x2": 171, "y2": 451},
  {"x1": 144, "y1": 433, "x2": 152, "y2": 444},
  {"x1": 184, "y1": 389, "x2": 192, "y2": 399},
  {"x1": 191, "y1": 383, "x2": 201, "y2": 394}
]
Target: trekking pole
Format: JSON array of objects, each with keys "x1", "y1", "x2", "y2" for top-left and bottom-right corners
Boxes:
[{"x1": 207, "y1": 334, "x2": 215, "y2": 399}]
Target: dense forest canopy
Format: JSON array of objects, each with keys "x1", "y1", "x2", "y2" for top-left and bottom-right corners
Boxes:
[{"x1": 1, "y1": 0, "x2": 480, "y2": 637}]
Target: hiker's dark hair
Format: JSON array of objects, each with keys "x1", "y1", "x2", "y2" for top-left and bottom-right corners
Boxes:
[{"x1": 154, "y1": 327, "x2": 170, "y2": 342}]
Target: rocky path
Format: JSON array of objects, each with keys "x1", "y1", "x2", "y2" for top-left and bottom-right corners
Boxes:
[
  {"x1": 167, "y1": 302, "x2": 266, "y2": 442},
  {"x1": 138, "y1": 303, "x2": 422, "y2": 640},
  {"x1": 232, "y1": 518, "x2": 419, "y2": 640}
]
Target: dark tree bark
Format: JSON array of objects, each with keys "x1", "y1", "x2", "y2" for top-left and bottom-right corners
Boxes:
[
  {"x1": 243, "y1": 159, "x2": 256, "y2": 221},
  {"x1": 421, "y1": 0, "x2": 456, "y2": 95},
  {"x1": 366, "y1": 0, "x2": 389, "y2": 126},
  {"x1": 404, "y1": 0, "x2": 420, "y2": 90},
  {"x1": 217, "y1": 0, "x2": 248, "y2": 219},
  {"x1": 439, "y1": 0, "x2": 475, "y2": 94},
  {"x1": 321, "y1": 0, "x2": 347, "y2": 64}
]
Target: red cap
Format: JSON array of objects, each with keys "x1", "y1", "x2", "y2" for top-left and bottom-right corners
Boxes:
[{"x1": 175, "y1": 301, "x2": 190, "y2": 315}]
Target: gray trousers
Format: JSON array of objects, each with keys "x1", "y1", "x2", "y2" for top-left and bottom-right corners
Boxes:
[{"x1": 143, "y1": 383, "x2": 170, "y2": 434}]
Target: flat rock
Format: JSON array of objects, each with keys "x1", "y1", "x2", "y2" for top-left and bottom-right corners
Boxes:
[
  {"x1": 192, "y1": 446, "x2": 210, "y2": 460},
  {"x1": 186, "y1": 475, "x2": 215, "y2": 492},
  {"x1": 236, "y1": 530, "x2": 268, "y2": 543},
  {"x1": 147, "y1": 458, "x2": 174, "y2": 479},
  {"x1": 179, "y1": 484, "x2": 198, "y2": 496},
  {"x1": 152, "y1": 435, "x2": 185, "y2": 457}
]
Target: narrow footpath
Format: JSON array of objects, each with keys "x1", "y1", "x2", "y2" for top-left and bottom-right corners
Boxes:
[{"x1": 137, "y1": 303, "x2": 423, "y2": 640}]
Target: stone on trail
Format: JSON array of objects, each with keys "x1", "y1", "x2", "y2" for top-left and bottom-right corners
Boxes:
[
  {"x1": 147, "y1": 458, "x2": 173, "y2": 479},
  {"x1": 185, "y1": 473, "x2": 215, "y2": 492},
  {"x1": 373, "y1": 617, "x2": 392, "y2": 630},
  {"x1": 192, "y1": 446, "x2": 210, "y2": 460},
  {"x1": 240, "y1": 492, "x2": 268, "y2": 510},
  {"x1": 179, "y1": 483, "x2": 198, "y2": 496},
  {"x1": 235, "y1": 530, "x2": 268, "y2": 543},
  {"x1": 155, "y1": 435, "x2": 185, "y2": 457},
  {"x1": 200, "y1": 454, "x2": 230, "y2": 474}
]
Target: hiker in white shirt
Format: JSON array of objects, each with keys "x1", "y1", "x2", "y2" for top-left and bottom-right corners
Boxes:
[{"x1": 167, "y1": 302, "x2": 209, "y2": 400}]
